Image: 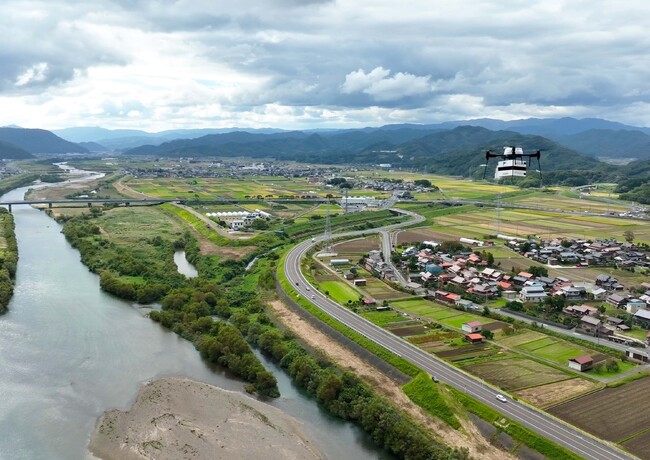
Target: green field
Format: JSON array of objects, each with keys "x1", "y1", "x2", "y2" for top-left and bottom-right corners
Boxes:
[
  {"x1": 390, "y1": 298, "x2": 497, "y2": 330},
  {"x1": 319, "y1": 280, "x2": 361, "y2": 304},
  {"x1": 361, "y1": 310, "x2": 411, "y2": 326}
]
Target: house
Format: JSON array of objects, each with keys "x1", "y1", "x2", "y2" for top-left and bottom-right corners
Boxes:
[
  {"x1": 519, "y1": 285, "x2": 548, "y2": 302},
  {"x1": 465, "y1": 333, "x2": 485, "y2": 344},
  {"x1": 634, "y1": 309, "x2": 650, "y2": 327},
  {"x1": 462, "y1": 321, "x2": 482, "y2": 333},
  {"x1": 590, "y1": 287, "x2": 607, "y2": 300},
  {"x1": 564, "y1": 304, "x2": 598, "y2": 317},
  {"x1": 502, "y1": 290, "x2": 517, "y2": 301},
  {"x1": 579, "y1": 315, "x2": 602, "y2": 333},
  {"x1": 362, "y1": 297, "x2": 376, "y2": 305},
  {"x1": 568, "y1": 355, "x2": 593, "y2": 372},
  {"x1": 343, "y1": 271, "x2": 355, "y2": 280},
  {"x1": 353, "y1": 279, "x2": 367, "y2": 286},
  {"x1": 606, "y1": 293, "x2": 627, "y2": 309},
  {"x1": 558, "y1": 285, "x2": 585, "y2": 300},
  {"x1": 626, "y1": 299, "x2": 646, "y2": 314}
]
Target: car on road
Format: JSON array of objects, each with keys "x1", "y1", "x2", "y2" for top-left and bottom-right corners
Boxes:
[
  {"x1": 431, "y1": 376, "x2": 439, "y2": 383},
  {"x1": 496, "y1": 394, "x2": 507, "y2": 403},
  {"x1": 306, "y1": 287, "x2": 310, "y2": 291},
  {"x1": 311, "y1": 295, "x2": 315, "y2": 299}
]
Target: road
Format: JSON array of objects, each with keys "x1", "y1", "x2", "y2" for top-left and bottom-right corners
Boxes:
[
  {"x1": 379, "y1": 229, "x2": 408, "y2": 285},
  {"x1": 282, "y1": 210, "x2": 635, "y2": 460}
]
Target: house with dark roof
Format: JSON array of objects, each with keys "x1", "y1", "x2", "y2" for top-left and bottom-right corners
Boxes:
[{"x1": 568, "y1": 355, "x2": 593, "y2": 372}]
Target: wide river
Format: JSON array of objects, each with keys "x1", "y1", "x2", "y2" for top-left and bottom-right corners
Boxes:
[{"x1": 0, "y1": 183, "x2": 390, "y2": 460}]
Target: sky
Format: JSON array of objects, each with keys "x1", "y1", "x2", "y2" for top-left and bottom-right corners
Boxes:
[{"x1": 2, "y1": 0, "x2": 650, "y2": 132}]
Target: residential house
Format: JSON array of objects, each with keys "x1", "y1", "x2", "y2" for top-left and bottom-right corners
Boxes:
[
  {"x1": 519, "y1": 285, "x2": 548, "y2": 302},
  {"x1": 634, "y1": 309, "x2": 650, "y2": 327},
  {"x1": 626, "y1": 299, "x2": 646, "y2": 314},
  {"x1": 606, "y1": 293, "x2": 627, "y2": 309},
  {"x1": 564, "y1": 304, "x2": 598, "y2": 317}
]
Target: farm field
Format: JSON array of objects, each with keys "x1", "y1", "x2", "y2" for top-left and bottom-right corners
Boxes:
[
  {"x1": 512, "y1": 192, "x2": 630, "y2": 214},
  {"x1": 390, "y1": 298, "x2": 499, "y2": 330},
  {"x1": 548, "y1": 377, "x2": 650, "y2": 453},
  {"x1": 514, "y1": 378, "x2": 601, "y2": 408},
  {"x1": 462, "y1": 357, "x2": 572, "y2": 390},
  {"x1": 499, "y1": 331, "x2": 599, "y2": 365},
  {"x1": 124, "y1": 176, "x2": 330, "y2": 200},
  {"x1": 332, "y1": 236, "x2": 380, "y2": 254}
]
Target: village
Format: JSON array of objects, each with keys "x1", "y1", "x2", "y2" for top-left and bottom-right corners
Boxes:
[{"x1": 354, "y1": 234, "x2": 650, "y2": 353}]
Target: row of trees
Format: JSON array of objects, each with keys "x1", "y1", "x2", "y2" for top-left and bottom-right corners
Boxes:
[{"x1": 0, "y1": 208, "x2": 17, "y2": 312}]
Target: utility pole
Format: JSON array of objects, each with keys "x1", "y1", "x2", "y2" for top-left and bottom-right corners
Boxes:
[{"x1": 324, "y1": 198, "x2": 332, "y2": 253}]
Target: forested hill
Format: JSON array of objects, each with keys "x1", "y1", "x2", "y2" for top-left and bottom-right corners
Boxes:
[
  {"x1": 124, "y1": 125, "x2": 615, "y2": 182},
  {"x1": 0, "y1": 140, "x2": 34, "y2": 159},
  {"x1": 0, "y1": 127, "x2": 88, "y2": 154}
]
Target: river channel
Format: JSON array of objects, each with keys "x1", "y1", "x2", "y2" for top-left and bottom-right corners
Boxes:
[{"x1": 0, "y1": 182, "x2": 390, "y2": 460}]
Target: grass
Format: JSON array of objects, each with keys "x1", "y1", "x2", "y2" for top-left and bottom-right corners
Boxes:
[
  {"x1": 450, "y1": 388, "x2": 582, "y2": 460},
  {"x1": 402, "y1": 372, "x2": 461, "y2": 429},
  {"x1": 319, "y1": 280, "x2": 361, "y2": 304},
  {"x1": 360, "y1": 310, "x2": 411, "y2": 326}
]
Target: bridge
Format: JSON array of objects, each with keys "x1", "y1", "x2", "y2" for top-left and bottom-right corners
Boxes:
[
  {"x1": 0, "y1": 198, "x2": 177, "y2": 212},
  {"x1": 0, "y1": 197, "x2": 334, "y2": 212}
]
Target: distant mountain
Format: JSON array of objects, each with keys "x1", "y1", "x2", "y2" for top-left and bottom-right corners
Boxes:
[
  {"x1": 54, "y1": 126, "x2": 288, "y2": 151},
  {"x1": 53, "y1": 117, "x2": 650, "y2": 159},
  {"x1": 554, "y1": 129, "x2": 650, "y2": 160},
  {"x1": 123, "y1": 125, "x2": 614, "y2": 184},
  {"x1": 0, "y1": 140, "x2": 34, "y2": 159},
  {"x1": 0, "y1": 128, "x2": 88, "y2": 154},
  {"x1": 78, "y1": 141, "x2": 109, "y2": 153}
]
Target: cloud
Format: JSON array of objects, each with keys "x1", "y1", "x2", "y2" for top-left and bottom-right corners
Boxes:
[
  {"x1": 3, "y1": 0, "x2": 650, "y2": 129},
  {"x1": 341, "y1": 67, "x2": 432, "y2": 102}
]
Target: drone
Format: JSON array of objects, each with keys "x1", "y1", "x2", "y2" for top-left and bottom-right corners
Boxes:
[{"x1": 482, "y1": 147, "x2": 542, "y2": 181}]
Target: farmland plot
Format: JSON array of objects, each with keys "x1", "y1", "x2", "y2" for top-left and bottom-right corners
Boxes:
[
  {"x1": 549, "y1": 377, "x2": 650, "y2": 445},
  {"x1": 463, "y1": 358, "x2": 571, "y2": 390},
  {"x1": 514, "y1": 378, "x2": 600, "y2": 409}
]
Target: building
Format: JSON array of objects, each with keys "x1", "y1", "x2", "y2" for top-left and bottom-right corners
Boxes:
[
  {"x1": 353, "y1": 279, "x2": 367, "y2": 286},
  {"x1": 568, "y1": 355, "x2": 593, "y2": 372},
  {"x1": 519, "y1": 285, "x2": 548, "y2": 302},
  {"x1": 330, "y1": 258, "x2": 350, "y2": 266},
  {"x1": 462, "y1": 321, "x2": 482, "y2": 333},
  {"x1": 465, "y1": 333, "x2": 485, "y2": 344}
]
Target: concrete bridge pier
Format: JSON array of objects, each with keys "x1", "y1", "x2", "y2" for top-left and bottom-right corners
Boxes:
[
  {"x1": 7, "y1": 204, "x2": 11, "y2": 212},
  {"x1": 48, "y1": 203, "x2": 52, "y2": 208},
  {"x1": 88, "y1": 202, "x2": 92, "y2": 207}
]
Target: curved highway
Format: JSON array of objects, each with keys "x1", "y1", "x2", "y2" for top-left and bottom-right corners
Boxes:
[{"x1": 283, "y1": 209, "x2": 635, "y2": 460}]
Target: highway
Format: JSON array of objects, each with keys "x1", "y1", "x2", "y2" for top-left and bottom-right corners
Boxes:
[{"x1": 283, "y1": 210, "x2": 635, "y2": 460}]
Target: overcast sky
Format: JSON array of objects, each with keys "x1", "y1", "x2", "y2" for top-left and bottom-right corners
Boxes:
[{"x1": 2, "y1": 0, "x2": 650, "y2": 131}]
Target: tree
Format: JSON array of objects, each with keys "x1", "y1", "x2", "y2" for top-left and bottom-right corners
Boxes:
[
  {"x1": 623, "y1": 230, "x2": 635, "y2": 243},
  {"x1": 483, "y1": 330, "x2": 494, "y2": 340},
  {"x1": 413, "y1": 179, "x2": 432, "y2": 187},
  {"x1": 528, "y1": 265, "x2": 548, "y2": 277}
]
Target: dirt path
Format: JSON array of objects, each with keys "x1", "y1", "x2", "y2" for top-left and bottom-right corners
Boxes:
[{"x1": 267, "y1": 299, "x2": 515, "y2": 460}]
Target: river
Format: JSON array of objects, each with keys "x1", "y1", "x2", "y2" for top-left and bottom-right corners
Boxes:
[{"x1": 0, "y1": 182, "x2": 390, "y2": 460}]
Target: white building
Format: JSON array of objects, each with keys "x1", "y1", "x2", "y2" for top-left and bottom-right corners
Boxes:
[{"x1": 519, "y1": 285, "x2": 548, "y2": 302}]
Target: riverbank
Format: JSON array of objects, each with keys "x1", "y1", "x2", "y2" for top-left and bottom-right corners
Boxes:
[{"x1": 89, "y1": 377, "x2": 324, "y2": 460}]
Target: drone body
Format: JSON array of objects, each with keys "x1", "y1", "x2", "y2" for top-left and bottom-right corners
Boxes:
[{"x1": 483, "y1": 147, "x2": 542, "y2": 182}]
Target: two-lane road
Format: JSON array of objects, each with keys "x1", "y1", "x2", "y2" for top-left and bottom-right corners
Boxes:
[{"x1": 283, "y1": 211, "x2": 635, "y2": 460}]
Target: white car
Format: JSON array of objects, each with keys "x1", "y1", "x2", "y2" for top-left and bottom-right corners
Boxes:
[
  {"x1": 496, "y1": 394, "x2": 507, "y2": 403},
  {"x1": 311, "y1": 295, "x2": 315, "y2": 299}
]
